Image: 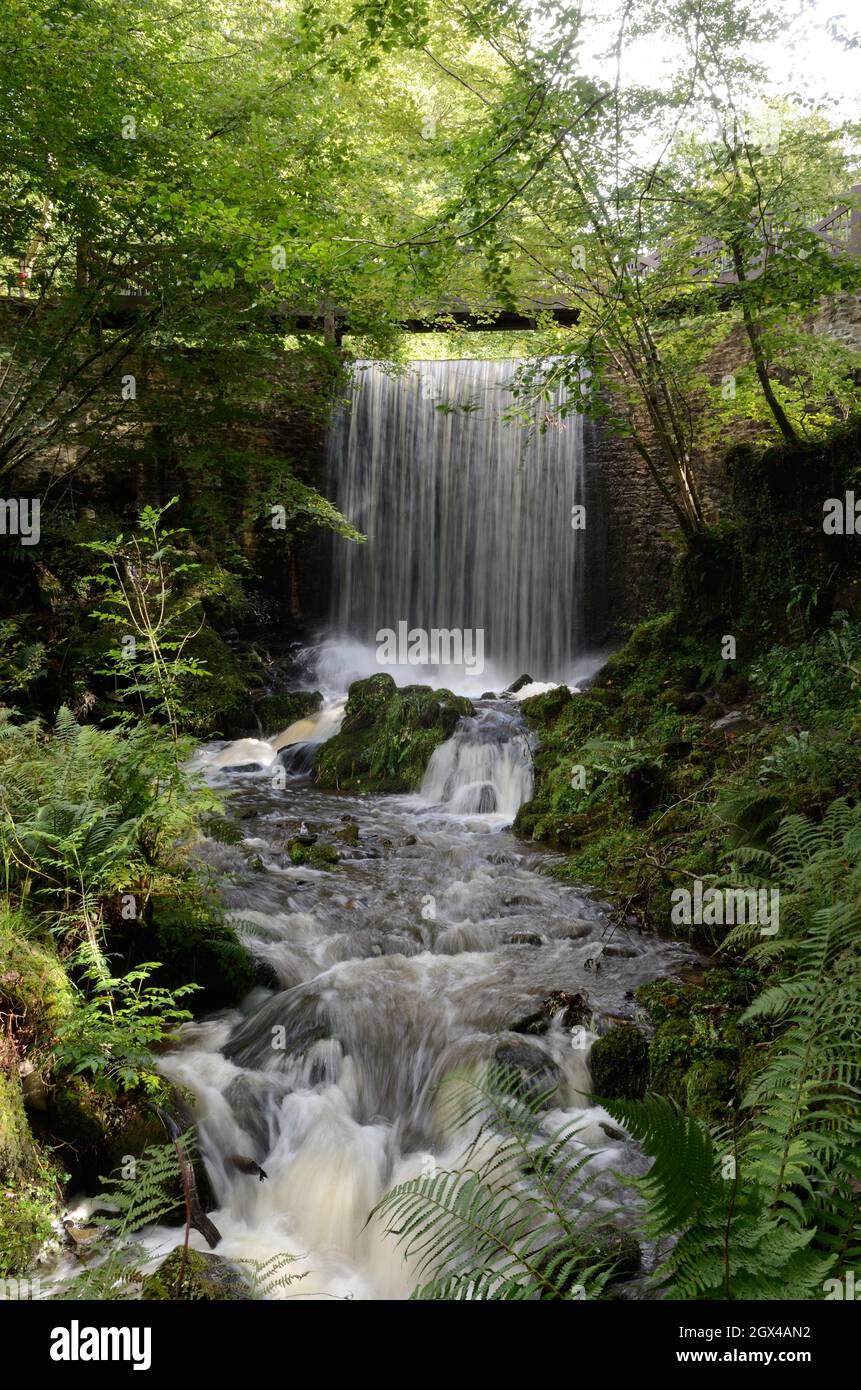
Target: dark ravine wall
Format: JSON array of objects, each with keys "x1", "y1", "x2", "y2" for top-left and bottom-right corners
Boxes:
[{"x1": 597, "y1": 290, "x2": 861, "y2": 629}]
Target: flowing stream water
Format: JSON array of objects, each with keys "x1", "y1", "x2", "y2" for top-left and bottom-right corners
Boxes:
[{"x1": 137, "y1": 360, "x2": 691, "y2": 1299}]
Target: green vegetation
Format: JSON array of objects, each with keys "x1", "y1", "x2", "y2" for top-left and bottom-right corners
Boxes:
[
  {"x1": 372, "y1": 1064, "x2": 633, "y2": 1300},
  {"x1": 0, "y1": 0, "x2": 859, "y2": 1310},
  {"x1": 314, "y1": 674, "x2": 473, "y2": 792}
]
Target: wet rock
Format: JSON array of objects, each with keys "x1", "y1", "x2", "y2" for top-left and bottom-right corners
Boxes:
[
  {"x1": 712, "y1": 709, "x2": 758, "y2": 734},
  {"x1": 494, "y1": 1039, "x2": 560, "y2": 1100},
  {"x1": 601, "y1": 943, "x2": 637, "y2": 959},
  {"x1": 506, "y1": 932, "x2": 543, "y2": 946},
  {"x1": 63, "y1": 1220, "x2": 102, "y2": 1254},
  {"x1": 335, "y1": 822, "x2": 360, "y2": 844},
  {"x1": 564, "y1": 923, "x2": 592, "y2": 940},
  {"x1": 511, "y1": 990, "x2": 590, "y2": 1035},
  {"x1": 506, "y1": 673, "x2": 534, "y2": 693},
  {"x1": 141, "y1": 1248, "x2": 253, "y2": 1301},
  {"x1": 18, "y1": 1059, "x2": 48, "y2": 1111},
  {"x1": 480, "y1": 691, "x2": 498, "y2": 700},
  {"x1": 589, "y1": 1025, "x2": 649, "y2": 1100}
]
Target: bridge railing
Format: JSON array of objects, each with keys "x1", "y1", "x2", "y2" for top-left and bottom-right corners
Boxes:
[
  {"x1": 4, "y1": 186, "x2": 860, "y2": 319},
  {"x1": 624, "y1": 185, "x2": 861, "y2": 286}
]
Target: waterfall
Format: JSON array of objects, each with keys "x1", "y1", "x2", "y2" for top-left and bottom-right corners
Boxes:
[
  {"x1": 419, "y1": 707, "x2": 535, "y2": 817},
  {"x1": 326, "y1": 358, "x2": 600, "y2": 687}
]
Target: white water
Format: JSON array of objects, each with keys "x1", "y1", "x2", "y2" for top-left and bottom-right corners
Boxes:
[
  {"x1": 66, "y1": 360, "x2": 688, "y2": 1299},
  {"x1": 137, "y1": 703, "x2": 696, "y2": 1300},
  {"x1": 420, "y1": 707, "x2": 535, "y2": 818},
  {"x1": 325, "y1": 359, "x2": 602, "y2": 689}
]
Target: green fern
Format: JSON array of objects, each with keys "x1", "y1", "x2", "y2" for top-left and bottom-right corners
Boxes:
[
  {"x1": 605, "y1": 1096, "x2": 831, "y2": 1299},
  {"x1": 612, "y1": 797, "x2": 861, "y2": 1296},
  {"x1": 372, "y1": 1063, "x2": 629, "y2": 1300},
  {"x1": 57, "y1": 1139, "x2": 189, "y2": 1300}
]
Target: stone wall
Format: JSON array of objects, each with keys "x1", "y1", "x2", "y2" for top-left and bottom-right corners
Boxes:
[{"x1": 596, "y1": 290, "x2": 861, "y2": 632}]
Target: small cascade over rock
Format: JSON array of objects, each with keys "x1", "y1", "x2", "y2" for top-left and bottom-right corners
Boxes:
[{"x1": 419, "y1": 706, "x2": 535, "y2": 817}]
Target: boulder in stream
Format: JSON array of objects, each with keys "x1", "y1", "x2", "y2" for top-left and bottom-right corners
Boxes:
[{"x1": 141, "y1": 1248, "x2": 253, "y2": 1301}]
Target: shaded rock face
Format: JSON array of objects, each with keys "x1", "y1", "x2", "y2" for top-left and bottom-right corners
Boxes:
[
  {"x1": 257, "y1": 689, "x2": 322, "y2": 736},
  {"x1": 314, "y1": 676, "x2": 474, "y2": 793},
  {"x1": 589, "y1": 1025, "x2": 649, "y2": 1100},
  {"x1": 511, "y1": 990, "x2": 591, "y2": 1036}
]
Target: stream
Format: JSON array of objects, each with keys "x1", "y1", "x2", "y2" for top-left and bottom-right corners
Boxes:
[{"x1": 148, "y1": 687, "x2": 695, "y2": 1300}]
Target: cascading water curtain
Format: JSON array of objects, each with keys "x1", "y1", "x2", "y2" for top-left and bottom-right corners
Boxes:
[{"x1": 327, "y1": 358, "x2": 591, "y2": 685}]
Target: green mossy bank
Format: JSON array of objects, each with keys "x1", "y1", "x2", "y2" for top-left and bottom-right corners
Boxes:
[
  {"x1": 514, "y1": 425, "x2": 861, "y2": 1127},
  {"x1": 314, "y1": 674, "x2": 474, "y2": 792}
]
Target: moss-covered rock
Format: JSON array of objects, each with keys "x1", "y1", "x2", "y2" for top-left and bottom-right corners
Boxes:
[
  {"x1": 141, "y1": 1247, "x2": 253, "y2": 1301},
  {"x1": 314, "y1": 678, "x2": 473, "y2": 793},
  {"x1": 0, "y1": 915, "x2": 76, "y2": 1045},
  {"x1": 308, "y1": 841, "x2": 339, "y2": 868},
  {"x1": 520, "y1": 685, "x2": 573, "y2": 723},
  {"x1": 0, "y1": 1070, "x2": 37, "y2": 1183},
  {"x1": 179, "y1": 628, "x2": 259, "y2": 737},
  {"x1": 257, "y1": 689, "x2": 321, "y2": 736},
  {"x1": 646, "y1": 1018, "x2": 695, "y2": 1104},
  {"x1": 135, "y1": 898, "x2": 256, "y2": 1011},
  {"x1": 589, "y1": 1025, "x2": 649, "y2": 1100},
  {"x1": 685, "y1": 1058, "x2": 735, "y2": 1122},
  {"x1": 340, "y1": 673, "x2": 398, "y2": 734}
]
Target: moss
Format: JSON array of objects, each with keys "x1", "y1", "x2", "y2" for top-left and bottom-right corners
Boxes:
[
  {"x1": 308, "y1": 842, "x2": 338, "y2": 868},
  {"x1": 289, "y1": 840, "x2": 308, "y2": 865},
  {"x1": 634, "y1": 977, "x2": 697, "y2": 1024},
  {"x1": 257, "y1": 689, "x2": 321, "y2": 736},
  {"x1": 140, "y1": 897, "x2": 255, "y2": 1010},
  {"x1": 339, "y1": 673, "x2": 398, "y2": 734},
  {"x1": 589, "y1": 1025, "x2": 649, "y2": 1100},
  {"x1": 0, "y1": 912, "x2": 76, "y2": 1045},
  {"x1": 141, "y1": 1247, "x2": 252, "y2": 1301},
  {"x1": 0, "y1": 1070, "x2": 37, "y2": 1184},
  {"x1": 179, "y1": 628, "x2": 254, "y2": 737},
  {"x1": 647, "y1": 1018, "x2": 694, "y2": 1103},
  {"x1": 0, "y1": 1170, "x2": 57, "y2": 1278},
  {"x1": 315, "y1": 678, "x2": 473, "y2": 793},
  {"x1": 520, "y1": 684, "x2": 573, "y2": 723},
  {"x1": 685, "y1": 1058, "x2": 735, "y2": 1123}
]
